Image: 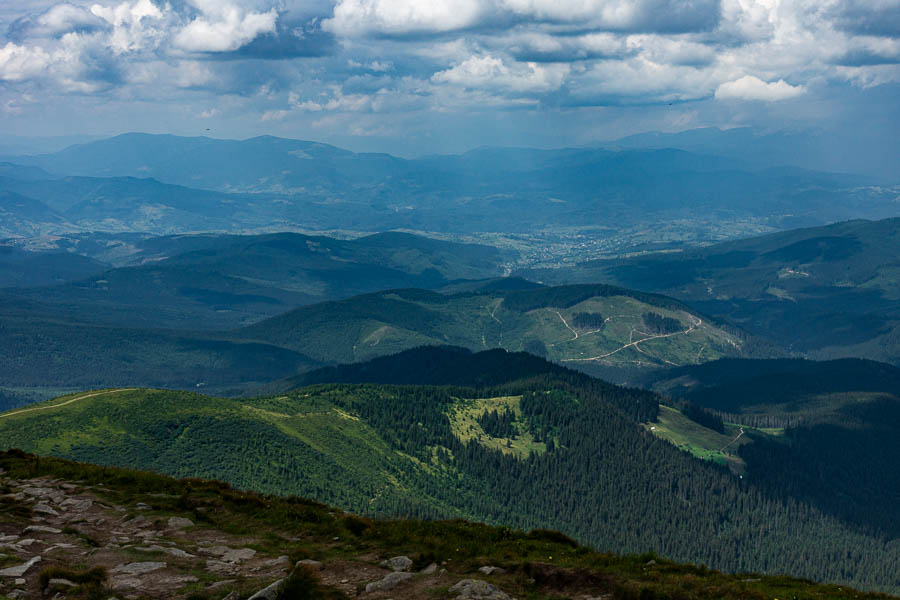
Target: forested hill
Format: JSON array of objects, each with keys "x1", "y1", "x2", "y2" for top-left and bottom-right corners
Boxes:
[
  {"x1": 279, "y1": 346, "x2": 659, "y2": 423},
  {"x1": 1, "y1": 363, "x2": 898, "y2": 592},
  {"x1": 239, "y1": 283, "x2": 756, "y2": 381},
  {"x1": 521, "y1": 217, "x2": 900, "y2": 366}
]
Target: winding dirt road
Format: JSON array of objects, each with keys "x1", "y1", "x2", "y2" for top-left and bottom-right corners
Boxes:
[{"x1": 0, "y1": 389, "x2": 133, "y2": 420}]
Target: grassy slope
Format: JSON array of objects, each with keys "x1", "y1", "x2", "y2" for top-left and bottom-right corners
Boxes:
[
  {"x1": 2, "y1": 450, "x2": 893, "y2": 600},
  {"x1": 240, "y1": 286, "x2": 746, "y2": 373},
  {"x1": 2, "y1": 383, "x2": 900, "y2": 594}
]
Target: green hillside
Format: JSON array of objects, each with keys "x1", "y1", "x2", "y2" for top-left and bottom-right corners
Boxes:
[
  {"x1": 1, "y1": 452, "x2": 893, "y2": 600},
  {"x1": 7, "y1": 231, "x2": 512, "y2": 329},
  {"x1": 521, "y1": 218, "x2": 900, "y2": 365},
  {"x1": 241, "y1": 284, "x2": 751, "y2": 379},
  {"x1": 0, "y1": 295, "x2": 318, "y2": 393},
  {"x1": 640, "y1": 357, "x2": 900, "y2": 538},
  {"x1": 1, "y1": 352, "x2": 899, "y2": 593},
  {"x1": 0, "y1": 282, "x2": 751, "y2": 393}
]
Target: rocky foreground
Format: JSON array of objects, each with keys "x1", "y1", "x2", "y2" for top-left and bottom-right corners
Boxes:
[{"x1": 0, "y1": 451, "x2": 893, "y2": 599}]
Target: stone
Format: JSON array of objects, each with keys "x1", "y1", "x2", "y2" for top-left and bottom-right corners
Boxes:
[
  {"x1": 263, "y1": 555, "x2": 291, "y2": 567},
  {"x1": 60, "y1": 498, "x2": 93, "y2": 512},
  {"x1": 134, "y1": 545, "x2": 194, "y2": 558},
  {"x1": 47, "y1": 578, "x2": 77, "y2": 588},
  {"x1": 32, "y1": 502, "x2": 59, "y2": 516},
  {"x1": 110, "y1": 562, "x2": 166, "y2": 576},
  {"x1": 167, "y1": 516, "x2": 194, "y2": 529},
  {"x1": 295, "y1": 559, "x2": 323, "y2": 570},
  {"x1": 222, "y1": 593, "x2": 240, "y2": 600},
  {"x1": 365, "y1": 572, "x2": 413, "y2": 593},
  {"x1": 478, "y1": 566, "x2": 506, "y2": 575},
  {"x1": 0, "y1": 556, "x2": 41, "y2": 577},
  {"x1": 380, "y1": 555, "x2": 413, "y2": 572},
  {"x1": 421, "y1": 563, "x2": 438, "y2": 574},
  {"x1": 22, "y1": 526, "x2": 61, "y2": 535},
  {"x1": 207, "y1": 579, "x2": 236, "y2": 590},
  {"x1": 135, "y1": 503, "x2": 151, "y2": 510},
  {"x1": 449, "y1": 579, "x2": 515, "y2": 600},
  {"x1": 221, "y1": 548, "x2": 256, "y2": 563},
  {"x1": 248, "y1": 578, "x2": 284, "y2": 600}
]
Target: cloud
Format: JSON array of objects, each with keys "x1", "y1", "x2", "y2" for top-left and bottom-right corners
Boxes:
[
  {"x1": 715, "y1": 75, "x2": 806, "y2": 101},
  {"x1": 174, "y1": 3, "x2": 277, "y2": 52},
  {"x1": 8, "y1": 3, "x2": 109, "y2": 40},
  {"x1": 0, "y1": 42, "x2": 52, "y2": 80},
  {"x1": 324, "y1": 0, "x2": 721, "y2": 37},
  {"x1": 829, "y1": 0, "x2": 900, "y2": 37},
  {"x1": 432, "y1": 54, "x2": 569, "y2": 92},
  {"x1": 231, "y1": 19, "x2": 336, "y2": 59}
]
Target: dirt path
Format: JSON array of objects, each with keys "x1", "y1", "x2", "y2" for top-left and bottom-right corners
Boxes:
[
  {"x1": 719, "y1": 427, "x2": 745, "y2": 452},
  {"x1": 550, "y1": 309, "x2": 578, "y2": 341},
  {"x1": 0, "y1": 388, "x2": 133, "y2": 420},
  {"x1": 562, "y1": 316, "x2": 701, "y2": 363}
]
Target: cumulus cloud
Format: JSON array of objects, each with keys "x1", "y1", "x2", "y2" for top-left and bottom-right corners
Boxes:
[
  {"x1": 715, "y1": 75, "x2": 806, "y2": 101},
  {"x1": 0, "y1": 42, "x2": 52, "y2": 81},
  {"x1": 174, "y1": 2, "x2": 277, "y2": 52},
  {"x1": 8, "y1": 3, "x2": 109, "y2": 40},
  {"x1": 433, "y1": 54, "x2": 569, "y2": 92},
  {"x1": 324, "y1": 0, "x2": 721, "y2": 36}
]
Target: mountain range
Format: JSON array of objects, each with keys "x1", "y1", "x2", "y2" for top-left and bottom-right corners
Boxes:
[{"x1": 2, "y1": 131, "x2": 896, "y2": 240}]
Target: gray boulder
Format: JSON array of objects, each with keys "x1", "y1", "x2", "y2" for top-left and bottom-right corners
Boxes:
[
  {"x1": 449, "y1": 579, "x2": 515, "y2": 599},
  {"x1": 380, "y1": 555, "x2": 413, "y2": 572},
  {"x1": 365, "y1": 571, "x2": 413, "y2": 593}
]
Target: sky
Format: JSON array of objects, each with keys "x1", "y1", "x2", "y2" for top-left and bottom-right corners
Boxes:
[{"x1": 0, "y1": 0, "x2": 898, "y2": 156}]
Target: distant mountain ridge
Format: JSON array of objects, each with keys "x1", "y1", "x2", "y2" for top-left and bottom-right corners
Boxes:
[{"x1": 2, "y1": 131, "x2": 895, "y2": 238}]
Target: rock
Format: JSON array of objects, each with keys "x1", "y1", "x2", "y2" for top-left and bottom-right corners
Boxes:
[
  {"x1": 380, "y1": 555, "x2": 413, "y2": 572},
  {"x1": 22, "y1": 526, "x2": 61, "y2": 535},
  {"x1": 478, "y1": 566, "x2": 506, "y2": 575},
  {"x1": 205, "y1": 559, "x2": 231, "y2": 574},
  {"x1": 47, "y1": 578, "x2": 77, "y2": 588},
  {"x1": 167, "y1": 516, "x2": 194, "y2": 529},
  {"x1": 248, "y1": 578, "x2": 284, "y2": 600},
  {"x1": 645, "y1": 559, "x2": 657, "y2": 566},
  {"x1": 421, "y1": 562, "x2": 438, "y2": 574},
  {"x1": 200, "y1": 545, "x2": 231, "y2": 557},
  {"x1": 365, "y1": 572, "x2": 413, "y2": 593},
  {"x1": 222, "y1": 593, "x2": 240, "y2": 600},
  {"x1": 134, "y1": 545, "x2": 194, "y2": 558},
  {"x1": 125, "y1": 516, "x2": 150, "y2": 529},
  {"x1": 207, "y1": 579, "x2": 236, "y2": 590},
  {"x1": 135, "y1": 502, "x2": 151, "y2": 510},
  {"x1": 7, "y1": 590, "x2": 28, "y2": 599},
  {"x1": 32, "y1": 502, "x2": 59, "y2": 516},
  {"x1": 263, "y1": 555, "x2": 291, "y2": 567},
  {"x1": 110, "y1": 562, "x2": 166, "y2": 575},
  {"x1": 449, "y1": 579, "x2": 515, "y2": 600},
  {"x1": 222, "y1": 548, "x2": 256, "y2": 563},
  {"x1": 14, "y1": 578, "x2": 26, "y2": 585},
  {"x1": 0, "y1": 556, "x2": 41, "y2": 577},
  {"x1": 60, "y1": 498, "x2": 93, "y2": 512},
  {"x1": 295, "y1": 559, "x2": 323, "y2": 570}
]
